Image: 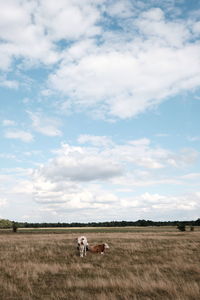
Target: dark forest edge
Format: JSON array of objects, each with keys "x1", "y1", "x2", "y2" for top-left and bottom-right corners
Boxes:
[{"x1": 0, "y1": 218, "x2": 200, "y2": 229}]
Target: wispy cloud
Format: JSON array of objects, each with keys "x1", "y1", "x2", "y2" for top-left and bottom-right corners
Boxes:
[
  {"x1": 2, "y1": 119, "x2": 16, "y2": 126},
  {"x1": 0, "y1": 78, "x2": 19, "y2": 89},
  {"x1": 4, "y1": 129, "x2": 34, "y2": 142},
  {"x1": 187, "y1": 136, "x2": 200, "y2": 142},
  {"x1": 27, "y1": 111, "x2": 62, "y2": 137},
  {"x1": 78, "y1": 134, "x2": 113, "y2": 147},
  {"x1": 0, "y1": 197, "x2": 7, "y2": 207}
]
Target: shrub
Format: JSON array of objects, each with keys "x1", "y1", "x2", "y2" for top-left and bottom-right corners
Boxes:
[
  {"x1": 12, "y1": 222, "x2": 18, "y2": 233},
  {"x1": 190, "y1": 226, "x2": 194, "y2": 231},
  {"x1": 0, "y1": 219, "x2": 12, "y2": 229},
  {"x1": 177, "y1": 223, "x2": 186, "y2": 232}
]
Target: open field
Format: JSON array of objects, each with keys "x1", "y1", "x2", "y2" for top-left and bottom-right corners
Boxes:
[
  {"x1": 0, "y1": 227, "x2": 200, "y2": 299},
  {"x1": 2, "y1": 225, "x2": 200, "y2": 234}
]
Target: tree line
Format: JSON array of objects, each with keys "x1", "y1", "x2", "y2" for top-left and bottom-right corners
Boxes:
[{"x1": 1, "y1": 218, "x2": 200, "y2": 229}]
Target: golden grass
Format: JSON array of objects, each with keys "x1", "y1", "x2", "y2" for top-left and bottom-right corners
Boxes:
[{"x1": 0, "y1": 228, "x2": 200, "y2": 299}]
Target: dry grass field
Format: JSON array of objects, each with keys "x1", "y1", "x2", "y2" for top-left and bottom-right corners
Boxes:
[{"x1": 0, "y1": 227, "x2": 200, "y2": 300}]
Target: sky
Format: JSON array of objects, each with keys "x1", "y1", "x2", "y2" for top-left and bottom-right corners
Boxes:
[{"x1": 0, "y1": 0, "x2": 200, "y2": 223}]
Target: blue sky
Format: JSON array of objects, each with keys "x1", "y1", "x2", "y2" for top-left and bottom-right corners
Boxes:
[{"x1": 0, "y1": 0, "x2": 200, "y2": 222}]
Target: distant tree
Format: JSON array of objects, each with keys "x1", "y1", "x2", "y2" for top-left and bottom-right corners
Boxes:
[
  {"x1": 12, "y1": 222, "x2": 18, "y2": 233},
  {"x1": 190, "y1": 225, "x2": 194, "y2": 232},
  {"x1": 177, "y1": 223, "x2": 186, "y2": 232},
  {"x1": 136, "y1": 219, "x2": 149, "y2": 226},
  {"x1": 194, "y1": 218, "x2": 200, "y2": 226},
  {"x1": 0, "y1": 219, "x2": 12, "y2": 229}
]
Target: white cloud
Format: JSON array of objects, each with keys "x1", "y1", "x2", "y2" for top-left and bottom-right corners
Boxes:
[
  {"x1": 32, "y1": 166, "x2": 200, "y2": 219},
  {"x1": 0, "y1": 0, "x2": 102, "y2": 70},
  {"x1": 181, "y1": 173, "x2": 200, "y2": 180},
  {"x1": 121, "y1": 191, "x2": 200, "y2": 212},
  {"x1": 36, "y1": 0, "x2": 101, "y2": 41},
  {"x1": 0, "y1": 153, "x2": 16, "y2": 159},
  {"x1": 106, "y1": 0, "x2": 134, "y2": 18},
  {"x1": 0, "y1": 139, "x2": 199, "y2": 221},
  {"x1": 48, "y1": 7, "x2": 200, "y2": 119},
  {"x1": 78, "y1": 134, "x2": 113, "y2": 147},
  {"x1": 4, "y1": 129, "x2": 34, "y2": 142},
  {"x1": 2, "y1": 119, "x2": 16, "y2": 126},
  {"x1": 0, "y1": 169, "x2": 33, "y2": 195},
  {"x1": 0, "y1": 0, "x2": 57, "y2": 68},
  {"x1": 49, "y1": 40, "x2": 200, "y2": 118},
  {"x1": 0, "y1": 78, "x2": 19, "y2": 89},
  {"x1": 0, "y1": 198, "x2": 7, "y2": 207},
  {"x1": 155, "y1": 133, "x2": 169, "y2": 137},
  {"x1": 27, "y1": 111, "x2": 62, "y2": 137},
  {"x1": 0, "y1": 1, "x2": 200, "y2": 121},
  {"x1": 30, "y1": 138, "x2": 200, "y2": 216},
  {"x1": 33, "y1": 176, "x2": 119, "y2": 210},
  {"x1": 128, "y1": 138, "x2": 150, "y2": 146},
  {"x1": 34, "y1": 139, "x2": 199, "y2": 188},
  {"x1": 136, "y1": 8, "x2": 190, "y2": 47},
  {"x1": 192, "y1": 21, "x2": 200, "y2": 35},
  {"x1": 187, "y1": 136, "x2": 200, "y2": 142},
  {"x1": 167, "y1": 148, "x2": 199, "y2": 168},
  {"x1": 35, "y1": 143, "x2": 122, "y2": 182},
  {"x1": 11, "y1": 179, "x2": 34, "y2": 195}
]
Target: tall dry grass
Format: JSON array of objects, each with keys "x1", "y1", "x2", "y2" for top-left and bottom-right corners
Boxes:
[{"x1": 0, "y1": 229, "x2": 200, "y2": 299}]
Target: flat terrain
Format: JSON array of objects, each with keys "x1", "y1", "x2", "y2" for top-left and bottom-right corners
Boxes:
[{"x1": 0, "y1": 227, "x2": 200, "y2": 299}]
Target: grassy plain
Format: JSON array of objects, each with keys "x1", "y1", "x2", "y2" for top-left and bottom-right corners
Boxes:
[{"x1": 0, "y1": 227, "x2": 200, "y2": 299}]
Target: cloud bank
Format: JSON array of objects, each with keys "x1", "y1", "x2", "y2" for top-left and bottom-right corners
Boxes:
[
  {"x1": 28, "y1": 137, "x2": 199, "y2": 220},
  {"x1": 1, "y1": 1, "x2": 200, "y2": 119}
]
